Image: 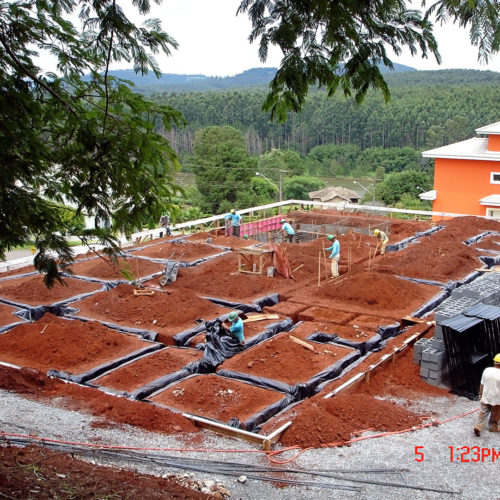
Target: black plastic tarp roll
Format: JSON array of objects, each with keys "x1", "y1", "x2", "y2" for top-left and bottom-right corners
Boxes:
[
  {"x1": 415, "y1": 226, "x2": 444, "y2": 238},
  {"x1": 397, "y1": 275, "x2": 449, "y2": 288},
  {"x1": 129, "y1": 368, "x2": 191, "y2": 400},
  {"x1": 464, "y1": 231, "x2": 495, "y2": 246},
  {"x1": 480, "y1": 255, "x2": 500, "y2": 267},
  {"x1": 47, "y1": 343, "x2": 163, "y2": 384},
  {"x1": 243, "y1": 394, "x2": 296, "y2": 433}
]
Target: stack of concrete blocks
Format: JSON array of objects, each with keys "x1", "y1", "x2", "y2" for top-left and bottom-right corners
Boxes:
[
  {"x1": 414, "y1": 271, "x2": 500, "y2": 388},
  {"x1": 413, "y1": 337, "x2": 449, "y2": 386}
]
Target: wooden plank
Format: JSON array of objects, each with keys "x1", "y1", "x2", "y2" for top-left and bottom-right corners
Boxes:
[
  {"x1": 182, "y1": 413, "x2": 281, "y2": 449},
  {"x1": 401, "y1": 315, "x2": 435, "y2": 324},
  {"x1": 243, "y1": 313, "x2": 280, "y2": 323},
  {"x1": 289, "y1": 334, "x2": 315, "y2": 351}
]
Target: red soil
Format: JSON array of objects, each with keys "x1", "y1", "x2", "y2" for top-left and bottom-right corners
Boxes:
[
  {"x1": 471, "y1": 235, "x2": 500, "y2": 251},
  {"x1": 68, "y1": 256, "x2": 164, "y2": 281},
  {"x1": 185, "y1": 232, "x2": 257, "y2": 250},
  {"x1": 0, "y1": 302, "x2": 23, "y2": 327},
  {"x1": 271, "y1": 393, "x2": 425, "y2": 448},
  {"x1": 0, "y1": 314, "x2": 149, "y2": 373},
  {"x1": 151, "y1": 373, "x2": 285, "y2": 423},
  {"x1": 218, "y1": 332, "x2": 354, "y2": 385},
  {"x1": 1, "y1": 212, "x2": 498, "y2": 450},
  {"x1": 129, "y1": 241, "x2": 223, "y2": 261},
  {"x1": 92, "y1": 347, "x2": 203, "y2": 392},
  {"x1": 71, "y1": 284, "x2": 231, "y2": 345},
  {"x1": 301, "y1": 269, "x2": 440, "y2": 319},
  {"x1": 0, "y1": 364, "x2": 198, "y2": 434},
  {"x1": 0, "y1": 275, "x2": 103, "y2": 306}
]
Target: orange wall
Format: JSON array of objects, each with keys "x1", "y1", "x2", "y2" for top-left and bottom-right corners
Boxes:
[
  {"x1": 432, "y1": 158, "x2": 500, "y2": 216},
  {"x1": 489, "y1": 135, "x2": 500, "y2": 151}
]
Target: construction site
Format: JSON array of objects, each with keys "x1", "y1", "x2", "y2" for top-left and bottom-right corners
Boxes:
[{"x1": 1, "y1": 207, "x2": 500, "y2": 498}]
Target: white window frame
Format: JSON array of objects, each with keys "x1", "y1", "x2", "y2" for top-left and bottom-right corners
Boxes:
[
  {"x1": 490, "y1": 172, "x2": 500, "y2": 184},
  {"x1": 486, "y1": 208, "x2": 500, "y2": 219}
]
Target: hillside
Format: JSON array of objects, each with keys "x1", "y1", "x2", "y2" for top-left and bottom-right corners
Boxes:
[{"x1": 100, "y1": 63, "x2": 417, "y2": 93}]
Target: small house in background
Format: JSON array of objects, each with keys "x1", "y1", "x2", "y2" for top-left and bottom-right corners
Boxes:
[
  {"x1": 422, "y1": 121, "x2": 500, "y2": 219},
  {"x1": 308, "y1": 186, "x2": 360, "y2": 206}
]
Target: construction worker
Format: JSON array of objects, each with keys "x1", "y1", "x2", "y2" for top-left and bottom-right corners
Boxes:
[
  {"x1": 224, "y1": 209, "x2": 241, "y2": 237},
  {"x1": 159, "y1": 212, "x2": 172, "y2": 236},
  {"x1": 324, "y1": 234, "x2": 340, "y2": 278},
  {"x1": 281, "y1": 218, "x2": 295, "y2": 243},
  {"x1": 374, "y1": 229, "x2": 389, "y2": 255},
  {"x1": 474, "y1": 353, "x2": 500, "y2": 436},
  {"x1": 243, "y1": 234, "x2": 249, "y2": 240},
  {"x1": 223, "y1": 311, "x2": 244, "y2": 345}
]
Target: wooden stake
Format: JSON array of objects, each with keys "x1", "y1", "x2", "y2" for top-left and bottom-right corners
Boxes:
[
  {"x1": 292, "y1": 263, "x2": 304, "y2": 272},
  {"x1": 322, "y1": 241, "x2": 328, "y2": 277},
  {"x1": 318, "y1": 250, "x2": 321, "y2": 286},
  {"x1": 289, "y1": 335, "x2": 315, "y2": 351}
]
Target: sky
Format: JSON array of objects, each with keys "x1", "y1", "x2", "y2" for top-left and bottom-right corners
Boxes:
[
  {"x1": 39, "y1": 0, "x2": 500, "y2": 76},
  {"x1": 124, "y1": 0, "x2": 500, "y2": 77}
]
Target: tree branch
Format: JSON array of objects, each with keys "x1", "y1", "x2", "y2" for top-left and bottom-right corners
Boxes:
[{"x1": 0, "y1": 34, "x2": 76, "y2": 116}]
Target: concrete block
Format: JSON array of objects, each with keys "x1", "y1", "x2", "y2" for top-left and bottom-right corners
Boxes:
[
  {"x1": 422, "y1": 348, "x2": 434, "y2": 362},
  {"x1": 434, "y1": 324, "x2": 444, "y2": 340},
  {"x1": 420, "y1": 366, "x2": 429, "y2": 378},
  {"x1": 428, "y1": 337, "x2": 445, "y2": 350}
]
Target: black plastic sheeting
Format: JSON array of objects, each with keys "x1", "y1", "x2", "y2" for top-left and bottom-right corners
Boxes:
[
  {"x1": 202, "y1": 293, "x2": 280, "y2": 315},
  {"x1": 386, "y1": 225, "x2": 444, "y2": 252},
  {"x1": 47, "y1": 342, "x2": 163, "y2": 384},
  {"x1": 173, "y1": 317, "x2": 221, "y2": 347},
  {"x1": 408, "y1": 289, "x2": 451, "y2": 318},
  {"x1": 200, "y1": 321, "x2": 245, "y2": 369},
  {"x1": 306, "y1": 331, "x2": 382, "y2": 355},
  {"x1": 464, "y1": 231, "x2": 499, "y2": 246},
  {"x1": 243, "y1": 393, "x2": 296, "y2": 432},
  {"x1": 67, "y1": 313, "x2": 158, "y2": 341},
  {"x1": 129, "y1": 368, "x2": 191, "y2": 401},
  {"x1": 218, "y1": 348, "x2": 360, "y2": 400},
  {"x1": 0, "y1": 271, "x2": 38, "y2": 282}
]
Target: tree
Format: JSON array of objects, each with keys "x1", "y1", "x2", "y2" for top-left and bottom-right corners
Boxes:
[
  {"x1": 193, "y1": 126, "x2": 255, "y2": 214},
  {"x1": 283, "y1": 176, "x2": 326, "y2": 200},
  {"x1": 0, "y1": 0, "x2": 184, "y2": 286},
  {"x1": 376, "y1": 170, "x2": 432, "y2": 206},
  {"x1": 238, "y1": 0, "x2": 500, "y2": 121},
  {"x1": 257, "y1": 148, "x2": 305, "y2": 182}
]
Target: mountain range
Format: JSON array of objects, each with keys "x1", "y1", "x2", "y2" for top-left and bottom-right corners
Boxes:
[{"x1": 103, "y1": 63, "x2": 417, "y2": 93}]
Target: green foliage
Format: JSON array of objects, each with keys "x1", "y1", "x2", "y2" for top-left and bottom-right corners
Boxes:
[
  {"x1": 153, "y1": 74, "x2": 500, "y2": 157},
  {"x1": 238, "y1": 0, "x2": 499, "y2": 121},
  {"x1": 55, "y1": 204, "x2": 86, "y2": 234},
  {"x1": 0, "y1": 0, "x2": 183, "y2": 285},
  {"x1": 193, "y1": 126, "x2": 256, "y2": 214},
  {"x1": 395, "y1": 194, "x2": 432, "y2": 211},
  {"x1": 376, "y1": 171, "x2": 432, "y2": 206},
  {"x1": 283, "y1": 176, "x2": 326, "y2": 200}
]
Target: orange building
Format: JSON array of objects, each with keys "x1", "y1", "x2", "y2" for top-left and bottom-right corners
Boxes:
[{"x1": 421, "y1": 121, "x2": 500, "y2": 219}]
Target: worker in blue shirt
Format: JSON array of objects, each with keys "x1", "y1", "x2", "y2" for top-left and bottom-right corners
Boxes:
[
  {"x1": 224, "y1": 209, "x2": 242, "y2": 237},
  {"x1": 324, "y1": 234, "x2": 340, "y2": 278},
  {"x1": 224, "y1": 311, "x2": 244, "y2": 344},
  {"x1": 281, "y1": 218, "x2": 295, "y2": 242}
]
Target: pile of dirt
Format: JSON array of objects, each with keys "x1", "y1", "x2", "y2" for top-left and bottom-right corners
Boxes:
[
  {"x1": 130, "y1": 241, "x2": 223, "y2": 261},
  {"x1": 0, "y1": 313, "x2": 148, "y2": 373},
  {"x1": 0, "y1": 365, "x2": 198, "y2": 434},
  {"x1": 71, "y1": 284, "x2": 231, "y2": 345},
  {"x1": 0, "y1": 275, "x2": 102, "y2": 306},
  {"x1": 275, "y1": 392, "x2": 425, "y2": 448}
]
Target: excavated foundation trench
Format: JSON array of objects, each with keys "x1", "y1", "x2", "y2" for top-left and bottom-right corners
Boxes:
[{"x1": 1, "y1": 210, "x2": 500, "y2": 447}]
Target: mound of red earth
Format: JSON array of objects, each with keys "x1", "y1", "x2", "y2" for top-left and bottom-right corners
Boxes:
[
  {"x1": 71, "y1": 283, "x2": 231, "y2": 345},
  {"x1": 0, "y1": 211, "x2": 498, "y2": 450},
  {"x1": 0, "y1": 274, "x2": 103, "y2": 306}
]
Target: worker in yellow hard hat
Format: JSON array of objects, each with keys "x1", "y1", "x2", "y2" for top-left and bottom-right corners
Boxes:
[
  {"x1": 474, "y1": 353, "x2": 500, "y2": 436},
  {"x1": 373, "y1": 228, "x2": 389, "y2": 255}
]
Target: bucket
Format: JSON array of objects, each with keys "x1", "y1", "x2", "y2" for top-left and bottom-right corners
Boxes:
[{"x1": 267, "y1": 266, "x2": 276, "y2": 277}]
